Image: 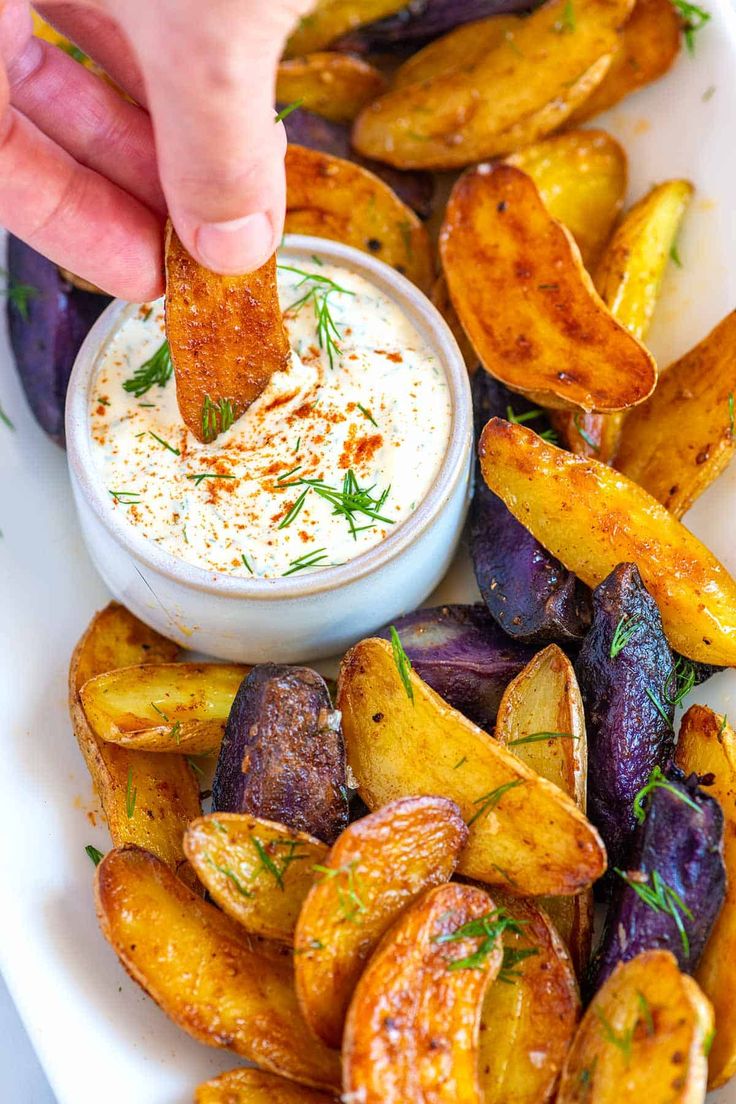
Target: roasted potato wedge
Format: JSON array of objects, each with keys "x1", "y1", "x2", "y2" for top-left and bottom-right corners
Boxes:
[
  {"x1": 431, "y1": 275, "x2": 476, "y2": 370},
  {"x1": 343, "y1": 882, "x2": 501, "y2": 1104},
  {"x1": 184, "y1": 814, "x2": 327, "y2": 943},
  {"x1": 277, "y1": 53, "x2": 386, "y2": 123},
  {"x1": 506, "y1": 130, "x2": 627, "y2": 270},
  {"x1": 285, "y1": 145, "x2": 433, "y2": 292},
  {"x1": 478, "y1": 419, "x2": 736, "y2": 665},
  {"x1": 69, "y1": 605, "x2": 201, "y2": 880},
  {"x1": 391, "y1": 14, "x2": 521, "y2": 90},
  {"x1": 676, "y1": 705, "x2": 736, "y2": 1088},
  {"x1": 557, "y1": 951, "x2": 712, "y2": 1104},
  {"x1": 351, "y1": 0, "x2": 633, "y2": 169},
  {"x1": 79, "y1": 663, "x2": 248, "y2": 754},
  {"x1": 338, "y1": 637, "x2": 606, "y2": 895},
  {"x1": 568, "y1": 0, "x2": 682, "y2": 124},
  {"x1": 96, "y1": 847, "x2": 341, "y2": 1090},
  {"x1": 195, "y1": 1068, "x2": 336, "y2": 1104},
  {"x1": 616, "y1": 312, "x2": 736, "y2": 517},
  {"x1": 294, "y1": 795, "x2": 468, "y2": 1047},
  {"x1": 440, "y1": 165, "x2": 656, "y2": 413},
  {"x1": 480, "y1": 891, "x2": 580, "y2": 1104},
  {"x1": 165, "y1": 224, "x2": 289, "y2": 442},
  {"x1": 285, "y1": 0, "x2": 406, "y2": 56}
]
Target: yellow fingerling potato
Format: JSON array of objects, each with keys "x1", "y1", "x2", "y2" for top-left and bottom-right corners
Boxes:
[
  {"x1": 391, "y1": 15, "x2": 521, "y2": 90},
  {"x1": 478, "y1": 418, "x2": 736, "y2": 665},
  {"x1": 337, "y1": 637, "x2": 606, "y2": 896},
  {"x1": 277, "y1": 53, "x2": 386, "y2": 122},
  {"x1": 195, "y1": 1068, "x2": 337, "y2": 1103},
  {"x1": 285, "y1": 0, "x2": 406, "y2": 56}
]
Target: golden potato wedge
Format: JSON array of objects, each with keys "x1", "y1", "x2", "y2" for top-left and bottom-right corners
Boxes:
[
  {"x1": 69, "y1": 605, "x2": 201, "y2": 882},
  {"x1": 506, "y1": 130, "x2": 628, "y2": 270},
  {"x1": 440, "y1": 164, "x2": 656, "y2": 413},
  {"x1": 96, "y1": 846, "x2": 341, "y2": 1090},
  {"x1": 431, "y1": 275, "x2": 477, "y2": 371},
  {"x1": 285, "y1": 0, "x2": 406, "y2": 56},
  {"x1": 294, "y1": 795, "x2": 468, "y2": 1047},
  {"x1": 350, "y1": 0, "x2": 633, "y2": 170},
  {"x1": 479, "y1": 418, "x2": 736, "y2": 665},
  {"x1": 676, "y1": 705, "x2": 736, "y2": 1088},
  {"x1": 79, "y1": 663, "x2": 248, "y2": 754},
  {"x1": 285, "y1": 145, "x2": 433, "y2": 292},
  {"x1": 195, "y1": 1068, "x2": 336, "y2": 1104},
  {"x1": 165, "y1": 223, "x2": 289, "y2": 442},
  {"x1": 343, "y1": 882, "x2": 501, "y2": 1104},
  {"x1": 391, "y1": 15, "x2": 520, "y2": 90},
  {"x1": 480, "y1": 890, "x2": 580, "y2": 1104},
  {"x1": 616, "y1": 312, "x2": 736, "y2": 517},
  {"x1": 184, "y1": 813, "x2": 326, "y2": 943},
  {"x1": 569, "y1": 0, "x2": 682, "y2": 124},
  {"x1": 277, "y1": 53, "x2": 386, "y2": 123},
  {"x1": 557, "y1": 951, "x2": 712, "y2": 1104},
  {"x1": 337, "y1": 638, "x2": 606, "y2": 896}
]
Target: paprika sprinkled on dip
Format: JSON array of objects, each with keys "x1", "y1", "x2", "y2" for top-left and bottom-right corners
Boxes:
[{"x1": 88, "y1": 255, "x2": 452, "y2": 579}]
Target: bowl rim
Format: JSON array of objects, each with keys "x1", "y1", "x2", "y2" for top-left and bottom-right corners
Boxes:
[{"x1": 65, "y1": 234, "x2": 472, "y2": 601}]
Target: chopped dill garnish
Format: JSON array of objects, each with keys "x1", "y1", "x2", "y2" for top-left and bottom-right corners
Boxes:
[
  {"x1": 0, "y1": 402, "x2": 15, "y2": 430},
  {"x1": 719, "y1": 713, "x2": 729, "y2": 736},
  {"x1": 149, "y1": 431, "x2": 180, "y2": 456},
  {"x1": 615, "y1": 867, "x2": 693, "y2": 954},
  {"x1": 573, "y1": 413, "x2": 599, "y2": 451},
  {"x1": 454, "y1": 756, "x2": 468, "y2": 769},
  {"x1": 313, "y1": 862, "x2": 367, "y2": 922},
  {"x1": 468, "y1": 780, "x2": 523, "y2": 827},
  {"x1": 278, "y1": 468, "x2": 393, "y2": 539},
  {"x1": 637, "y1": 991, "x2": 655, "y2": 1036},
  {"x1": 205, "y1": 853, "x2": 252, "y2": 898},
  {"x1": 610, "y1": 615, "x2": 641, "y2": 658},
  {"x1": 729, "y1": 393, "x2": 734, "y2": 437},
  {"x1": 671, "y1": 0, "x2": 710, "y2": 53},
  {"x1": 632, "y1": 765, "x2": 700, "y2": 824},
  {"x1": 125, "y1": 767, "x2": 137, "y2": 819},
  {"x1": 201, "y1": 395, "x2": 236, "y2": 442},
  {"x1": 389, "y1": 626, "x2": 414, "y2": 703},
  {"x1": 277, "y1": 464, "x2": 302, "y2": 483},
  {"x1": 168, "y1": 721, "x2": 181, "y2": 744},
  {"x1": 123, "y1": 340, "x2": 172, "y2": 398},
  {"x1": 357, "y1": 402, "x2": 378, "y2": 427},
  {"x1": 506, "y1": 404, "x2": 558, "y2": 444},
  {"x1": 594, "y1": 1006, "x2": 634, "y2": 1062},
  {"x1": 704, "y1": 1026, "x2": 716, "y2": 1056},
  {"x1": 664, "y1": 656, "x2": 696, "y2": 706},
  {"x1": 645, "y1": 687, "x2": 674, "y2": 730},
  {"x1": 278, "y1": 263, "x2": 354, "y2": 369},
  {"x1": 434, "y1": 908, "x2": 525, "y2": 972},
  {"x1": 109, "y1": 489, "x2": 141, "y2": 505},
  {"x1": 274, "y1": 99, "x2": 303, "y2": 124},
  {"x1": 670, "y1": 241, "x2": 683, "y2": 268},
  {"x1": 85, "y1": 845, "x2": 104, "y2": 866},
  {"x1": 241, "y1": 554, "x2": 254, "y2": 574},
  {"x1": 293, "y1": 436, "x2": 301, "y2": 454},
  {"x1": 187, "y1": 472, "x2": 236, "y2": 487},
  {"x1": 60, "y1": 40, "x2": 89, "y2": 64},
  {"x1": 251, "y1": 837, "x2": 311, "y2": 890},
  {"x1": 499, "y1": 945, "x2": 540, "y2": 983},
  {"x1": 186, "y1": 756, "x2": 206, "y2": 779},
  {"x1": 508, "y1": 731, "x2": 577, "y2": 745},
  {"x1": 278, "y1": 487, "x2": 310, "y2": 529},
  {"x1": 282, "y1": 547, "x2": 330, "y2": 576},
  {"x1": 554, "y1": 0, "x2": 576, "y2": 32},
  {"x1": 0, "y1": 266, "x2": 39, "y2": 321}
]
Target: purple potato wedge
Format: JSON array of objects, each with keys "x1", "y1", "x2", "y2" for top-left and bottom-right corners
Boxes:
[
  {"x1": 281, "y1": 105, "x2": 435, "y2": 219},
  {"x1": 212, "y1": 665, "x2": 349, "y2": 844},
  {"x1": 588, "y1": 766, "x2": 726, "y2": 993},
  {"x1": 575, "y1": 563, "x2": 676, "y2": 874},
  {"x1": 471, "y1": 372, "x2": 592, "y2": 643},
  {"x1": 376, "y1": 604, "x2": 536, "y2": 731},
  {"x1": 6, "y1": 235, "x2": 110, "y2": 446},
  {"x1": 333, "y1": 0, "x2": 540, "y2": 52}
]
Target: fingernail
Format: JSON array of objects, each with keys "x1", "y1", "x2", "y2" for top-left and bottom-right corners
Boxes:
[{"x1": 194, "y1": 212, "x2": 275, "y2": 273}]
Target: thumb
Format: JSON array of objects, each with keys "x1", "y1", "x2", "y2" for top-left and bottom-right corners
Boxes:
[{"x1": 117, "y1": 0, "x2": 305, "y2": 274}]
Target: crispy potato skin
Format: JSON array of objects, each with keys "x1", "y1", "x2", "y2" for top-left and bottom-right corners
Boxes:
[
  {"x1": 391, "y1": 14, "x2": 521, "y2": 90},
  {"x1": 165, "y1": 225, "x2": 289, "y2": 442},
  {"x1": 557, "y1": 951, "x2": 712, "y2": 1104},
  {"x1": 568, "y1": 0, "x2": 681, "y2": 124},
  {"x1": 285, "y1": 145, "x2": 434, "y2": 291},
  {"x1": 184, "y1": 814, "x2": 327, "y2": 943},
  {"x1": 677, "y1": 706, "x2": 736, "y2": 1088},
  {"x1": 195, "y1": 1067, "x2": 337, "y2": 1103},
  {"x1": 617, "y1": 311, "x2": 736, "y2": 516},
  {"x1": 441, "y1": 165, "x2": 656, "y2": 413},
  {"x1": 69, "y1": 605, "x2": 201, "y2": 883},
  {"x1": 351, "y1": 0, "x2": 633, "y2": 169},
  {"x1": 506, "y1": 130, "x2": 627, "y2": 270},
  {"x1": 479, "y1": 891, "x2": 580, "y2": 1104},
  {"x1": 343, "y1": 882, "x2": 500, "y2": 1103},
  {"x1": 95, "y1": 847, "x2": 341, "y2": 1090},
  {"x1": 431, "y1": 274, "x2": 477, "y2": 369},
  {"x1": 294, "y1": 795, "x2": 468, "y2": 1047},
  {"x1": 277, "y1": 53, "x2": 386, "y2": 122},
  {"x1": 478, "y1": 418, "x2": 736, "y2": 665},
  {"x1": 338, "y1": 637, "x2": 606, "y2": 896},
  {"x1": 285, "y1": 0, "x2": 407, "y2": 55}
]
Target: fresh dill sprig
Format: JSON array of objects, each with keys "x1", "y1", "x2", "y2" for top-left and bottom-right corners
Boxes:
[
  {"x1": 279, "y1": 468, "x2": 393, "y2": 539},
  {"x1": 498, "y1": 945, "x2": 540, "y2": 983},
  {"x1": 357, "y1": 403, "x2": 378, "y2": 427},
  {"x1": 109, "y1": 489, "x2": 141, "y2": 505},
  {"x1": 187, "y1": 472, "x2": 236, "y2": 487},
  {"x1": 468, "y1": 780, "x2": 524, "y2": 827},
  {"x1": 85, "y1": 845, "x2": 104, "y2": 866},
  {"x1": 205, "y1": 853, "x2": 252, "y2": 898},
  {"x1": 251, "y1": 837, "x2": 311, "y2": 890},
  {"x1": 645, "y1": 687, "x2": 674, "y2": 730},
  {"x1": 389, "y1": 626, "x2": 414, "y2": 702},
  {"x1": 201, "y1": 394, "x2": 236, "y2": 442},
  {"x1": 282, "y1": 547, "x2": 330, "y2": 576},
  {"x1": 313, "y1": 862, "x2": 367, "y2": 923},
  {"x1": 149, "y1": 431, "x2": 180, "y2": 456},
  {"x1": 434, "y1": 908, "x2": 525, "y2": 972},
  {"x1": 274, "y1": 99, "x2": 303, "y2": 124},
  {"x1": 632, "y1": 765, "x2": 700, "y2": 824},
  {"x1": 293, "y1": 436, "x2": 301, "y2": 454},
  {"x1": 573, "y1": 413, "x2": 599, "y2": 451},
  {"x1": 670, "y1": 241, "x2": 683, "y2": 268},
  {"x1": 610, "y1": 615, "x2": 641, "y2": 658},
  {"x1": 123, "y1": 340, "x2": 172, "y2": 398},
  {"x1": 0, "y1": 266, "x2": 39, "y2": 321},
  {"x1": 278, "y1": 487, "x2": 310, "y2": 529},
  {"x1": 594, "y1": 1006, "x2": 634, "y2": 1062},
  {"x1": 719, "y1": 713, "x2": 729, "y2": 736},
  {"x1": 0, "y1": 402, "x2": 15, "y2": 430},
  {"x1": 278, "y1": 263, "x2": 354, "y2": 369},
  {"x1": 671, "y1": 0, "x2": 710, "y2": 53},
  {"x1": 508, "y1": 731, "x2": 577, "y2": 746},
  {"x1": 637, "y1": 991, "x2": 655, "y2": 1036},
  {"x1": 241, "y1": 554, "x2": 254, "y2": 574},
  {"x1": 615, "y1": 867, "x2": 693, "y2": 954},
  {"x1": 506, "y1": 405, "x2": 558, "y2": 444},
  {"x1": 664, "y1": 656, "x2": 696, "y2": 707},
  {"x1": 125, "y1": 767, "x2": 137, "y2": 819}
]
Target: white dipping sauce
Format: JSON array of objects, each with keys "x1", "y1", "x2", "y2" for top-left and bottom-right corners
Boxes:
[{"x1": 89, "y1": 256, "x2": 452, "y2": 579}]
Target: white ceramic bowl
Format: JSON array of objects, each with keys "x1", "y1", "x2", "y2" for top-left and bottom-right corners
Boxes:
[{"x1": 65, "y1": 234, "x2": 472, "y2": 662}]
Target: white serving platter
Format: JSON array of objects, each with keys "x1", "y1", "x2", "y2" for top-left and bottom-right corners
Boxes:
[{"x1": 2, "y1": 8, "x2": 736, "y2": 1099}]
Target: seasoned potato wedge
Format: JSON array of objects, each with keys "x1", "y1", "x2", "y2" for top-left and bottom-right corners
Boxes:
[
  {"x1": 506, "y1": 130, "x2": 627, "y2": 269},
  {"x1": 294, "y1": 795, "x2": 467, "y2": 1047},
  {"x1": 478, "y1": 419, "x2": 736, "y2": 665},
  {"x1": 480, "y1": 891, "x2": 580, "y2": 1104},
  {"x1": 616, "y1": 312, "x2": 736, "y2": 517},
  {"x1": 184, "y1": 814, "x2": 326, "y2": 943},
  {"x1": 350, "y1": 0, "x2": 633, "y2": 169},
  {"x1": 79, "y1": 663, "x2": 248, "y2": 754},
  {"x1": 440, "y1": 165, "x2": 656, "y2": 412},
  {"x1": 676, "y1": 705, "x2": 736, "y2": 1088},
  {"x1": 277, "y1": 53, "x2": 386, "y2": 123},
  {"x1": 96, "y1": 847, "x2": 340, "y2": 1090},
  {"x1": 431, "y1": 275, "x2": 477, "y2": 370},
  {"x1": 69, "y1": 605, "x2": 201, "y2": 880},
  {"x1": 391, "y1": 14, "x2": 521, "y2": 90},
  {"x1": 165, "y1": 224, "x2": 289, "y2": 442},
  {"x1": 285, "y1": 0, "x2": 406, "y2": 56},
  {"x1": 338, "y1": 638, "x2": 606, "y2": 895},
  {"x1": 557, "y1": 951, "x2": 712, "y2": 1104},
  {"x1": 569, "y1": 0, "x2": 682, "y2": 124},
  {"x1": 195, "y1": 1068, "x2": 336, "y2": 1103},
  {"x1": 285, "y1": 145, "x2": 433, "y2": 292},
  {"x1": 343, "y1": 882, "x2": 501, "y2": 1104}
]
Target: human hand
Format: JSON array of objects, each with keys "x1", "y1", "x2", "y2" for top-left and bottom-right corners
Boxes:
[{"x1": 0, "y1": 0, "x2": 310, "y2": 300}]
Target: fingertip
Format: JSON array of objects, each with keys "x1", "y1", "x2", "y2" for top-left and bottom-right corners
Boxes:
[{"x1": 192, "y1": 209, "x2": 278, "y2": 274}]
